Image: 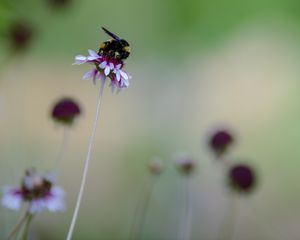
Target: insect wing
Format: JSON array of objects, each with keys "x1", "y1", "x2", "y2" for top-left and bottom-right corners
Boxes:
[{"x1": 101, "y1": 27, "x2": 121, "y2": 41}]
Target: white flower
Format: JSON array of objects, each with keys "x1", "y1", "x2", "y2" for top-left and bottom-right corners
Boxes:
[{"x1": 1, "y1": 169, "x2": 65, "y2": 214}]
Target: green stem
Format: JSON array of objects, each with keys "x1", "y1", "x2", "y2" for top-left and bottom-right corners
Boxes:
[
  {"x1": 129, "y1": 175, "x2": 156, "y2": 240},
  {"x1": 21, "y1": 213, "x2": 34, "y2": 240},
  {"x1": 216, "y1": 195, "x2": 238, "y2": 240},
  {"x1": 6, "y1": 211, "x2": 30, "y2": 240},
  {"x1": 53, "y1": 127, "x2": 70, "y2": 175}
]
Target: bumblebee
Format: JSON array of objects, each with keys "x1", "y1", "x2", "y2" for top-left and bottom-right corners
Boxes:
[{"x1": 98, "y1": 27, "x2": 130, "y2": 60}]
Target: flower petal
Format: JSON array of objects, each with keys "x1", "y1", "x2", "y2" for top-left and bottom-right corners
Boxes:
[
  {"x1": 88, "y1": 49, "x2": 98, "y2": 57},
  {"x1": 87, "y1": 49, "x2": 100, "y2": 61},
  {"x1": 116, "y1": 71, "x2": 121, "y2": 81},
  {"x1": 29, "y1": 199, "x2": 45, "y2": 213},
  {"x1": 121, "y1": 78, "x2": 129, "y2": 88},
  {"x1": 104, "y1": 66, "x2": 111, "y2": 76},
  {"x1": 99, "y1": 61, "x2": 107, "y2": 69},
  {"x1": 1, "y1": 187, "x2": 23, "y2": 211},
  {"x1": 44, "y1": 187, "x2": 65, "y2": 212},
  {"x1": 73, "y1": 55, "x2": 87, "y2": 65},
  {"x1": 109, "y1": 63, "x2": 114, "y2": 69},
  {"x1": 120, "y1": 70, "x2": 129, "y2": 80},
  {"x1": 82, "y1": 69, "x2": 94, "y2": 80}
]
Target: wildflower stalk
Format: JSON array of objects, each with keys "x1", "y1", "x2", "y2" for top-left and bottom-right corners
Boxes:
[
  {"x1": 66, "y1": 79, "x2": 105, "y2": 240},
  {"x1": 216, "y1": 195, "x2": 237, "y2": 240},
  {"x1": 6, "y1": 211, "x2": 30, "y2": 240},
  {"x1": 129, "y1": 175, "x2": 156, "y2": 240},
  {"x1": 178, "y1": 177, "x2": 192, "y2": 240},
  {"x1": 21, "y1": 213, "x2": 34, "y2": 240},
  {"x1": 53, "y1": 127, "x2": 70, "y2": 175}
]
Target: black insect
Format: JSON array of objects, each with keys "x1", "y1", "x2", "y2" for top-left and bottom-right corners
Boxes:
[{"x1": 98, "y1": 27, "x2": 130, "y2": 60}]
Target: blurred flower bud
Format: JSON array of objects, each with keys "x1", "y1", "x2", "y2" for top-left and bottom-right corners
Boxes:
[
  {"x1": 148, "y1": 157, "x2": 163, "y2": 175},
  {"x1": 51, "y1": 98, "x2": 81, "y2": 126},
  {"x1": 47, "y1": 0, "x2": 72, "y2": 9},
  {"x1": 209, "y1": 129, "x2": 234, "y2": 157},
  {"x1": 176, "y1": 157, "x2": 196, "y2": 175},
  {"x1": 228, "y1": 164, "x2": 256, "y2": 194},
  {"x1": 8, "y1": 21, "x2": 34, "y2": 51}
]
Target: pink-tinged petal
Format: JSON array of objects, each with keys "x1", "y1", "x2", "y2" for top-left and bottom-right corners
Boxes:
[
  {"x1": 29, "y1": 199, "x2": 45, "y2": 213},
  {"x1": 44, "y1": 187, "x2": 65, "y2": 212},
  {"x1": 104, "y1": 66, "x2": 111, "y2": 76},
  {"x1": 121, "y1": 78, "x2": 129, "y2": 88},
  {"x1": 99, "y1": 61, "x2": 107, "y2": 69},
  {"x1": 82, "y1": 70, "x2": 94, "y2": 80},
  {"x1": 1, "y1": 187, "x2": 23, "y2": 211},
  {"x1": 109, "y1": 63, "x2": 114, "y2": 69},
  {"x1": 88, "y1": 49, "x2": 98, "y2": 57},
  {"x1": 116, "y1": 64, "x2": 122, "y2": 69},
  {"x1": 87, "y1": 50, "x2": 100, "y2": 61},
  {"x1": 73, "y1": 55, "x2": 87, "y2": 65},
  {"x1": 116, "y1": 71, "x2": 121, "y2": 81},
  {"x1": 120, "y1": 70, "x2": 129, "y2": 80}
]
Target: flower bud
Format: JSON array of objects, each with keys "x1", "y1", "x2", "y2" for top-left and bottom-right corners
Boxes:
[{"x1": 51, "y1": 98, "x2": 81, "y2": 126}]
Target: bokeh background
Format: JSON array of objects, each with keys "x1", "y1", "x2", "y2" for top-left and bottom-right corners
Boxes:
[{"x1": 1, "y1": 0, "x2": 300, "y2": 239}]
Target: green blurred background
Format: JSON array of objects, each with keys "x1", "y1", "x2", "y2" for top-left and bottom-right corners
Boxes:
[{"x1": 1, "y1": 0, "x2": 300, "y2": 239}]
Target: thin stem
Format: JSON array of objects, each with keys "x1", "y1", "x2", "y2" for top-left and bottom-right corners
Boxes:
[
  {"x1": 216, "y1": 195, "x2": 238, "y2": 240},
  {"x1": 66, "y1": 80, "x2": 106, "y2": 240},
  {"x1": 178, "y1": 177, "x2": 192, "y2": 240},
  {"x1": 6, "y1": 211, "x2": 30, "y2": 240},
  {"x1": 129, "y1": 175, "x2": 156, "y2": 240},
  {"x1": 53, "y1": 127, "x2": 70, "y2": 176},
  {"x1": 21, "y1": 214, "x2": 34, "y2": 240}
]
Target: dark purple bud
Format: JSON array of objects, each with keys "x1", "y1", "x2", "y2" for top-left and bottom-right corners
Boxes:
[
  {"x1": 228, "y1": 164, "x2": 256, "y2": 193},
  {"x1": 209, "y1": 130, "x2": 234, "y2": 157},
  {"x1": 47, "y1": 0, "x2": 72, "y2": 9},
  {"x1": 8, "y1": 21, "x2": 34, "y2": 51},
  {"x1": 51, "y1": 98, "x2": 81, "y2": 125},
  {"x1": 176, "y1": 157, "x2": 196, "y2": 175}
]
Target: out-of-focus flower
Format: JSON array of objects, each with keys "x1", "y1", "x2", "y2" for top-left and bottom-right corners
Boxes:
[
  {"x1": 1, "y1": 169, "x2": 65, "y2": 214},
  {"x1": 73, "y1": 29, "x2": 131, "y2": 92},
  {"x1": 209, "y1": 129, "x2": 234, "y2": 157},
  {"x1": 148, "y1": 157, "x2": 163, "y2": 175},
  {"x1": 8, "y1": 21, "x2": 34, "y2": 51},
  {"x1": 47, "y1": 0, "x2": 72, "y2": 9},
  {"x1": 228, "y1": 164, "x2": 256, "y2": 194},
  {"x1": 176, "y1": 157, "x2": 196, "y2": 175},
  {"x1": 51, "y1": 98, "x2": 81, "y2": 126}
]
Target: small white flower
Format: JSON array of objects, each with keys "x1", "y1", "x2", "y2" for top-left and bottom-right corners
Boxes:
[{"x1": 1, "y1": 169, "x2": 65, "y2": 214}]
